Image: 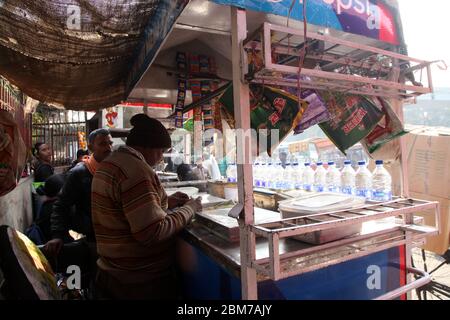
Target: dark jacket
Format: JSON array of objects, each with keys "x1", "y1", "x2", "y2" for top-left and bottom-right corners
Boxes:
[
  {"x1": 51, "y1": 162, "x2": 95, "y2": 241},
  {"x1": 34, "y1": 162, "x2": 54, "y2": 182}
]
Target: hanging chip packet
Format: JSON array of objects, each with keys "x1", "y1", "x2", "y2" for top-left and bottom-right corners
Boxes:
[
  {"x1": 319, "y1": 92, "x2": 384, "y2": 155},
  {"x1": 219, "y1": 84, "x2": 308, "y2": 156},
  {"x1": 361, "y1": 97, "x2": 408, "y2": 154}
]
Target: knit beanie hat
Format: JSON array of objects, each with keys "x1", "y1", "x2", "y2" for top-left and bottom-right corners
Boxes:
[{"x1": 126, "y1": 114, "x2": 171, "y2": 149}]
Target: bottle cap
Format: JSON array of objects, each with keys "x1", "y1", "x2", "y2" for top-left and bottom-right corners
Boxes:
[
  {"x1": 344, "y1": 160, "x2": 351, "y2": 165},
  {"x1": 375, "y1": 160, "x2": 383, "y2": 165},
  {"x1": 328, "y1": 161, "x2": 335, "y2": 165},
  {"x1": 317, "y1": 162, "x2": 323, "y2": 166},
  {"x1": 358, "y1": 161, "x2": 366, "y2": 166}
]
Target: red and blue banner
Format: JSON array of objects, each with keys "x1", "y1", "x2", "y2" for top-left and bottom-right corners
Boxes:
[{"x1": 212, "y1": 0, "x2": 402, "y2": 45}]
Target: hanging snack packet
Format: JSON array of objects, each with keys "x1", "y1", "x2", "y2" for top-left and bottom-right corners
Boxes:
[
  {"x1": 319, "y1": 92, "x2": 384, "y2": 155},
  {"x1": 362, "y1": 98, "x2": 408, "y2": 154},
  {"x1": 220, "y1": 84, "x2": 308, "y2": 156}
]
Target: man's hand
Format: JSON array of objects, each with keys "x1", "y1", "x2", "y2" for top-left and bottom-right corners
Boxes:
[
  {"x1": 168, "y1": 191, "x2": 190, "y2": 209},
  {"x1": 185, "y1": 196, "x2": 202, "y2": 213},
  {"x1": 43, "y1": 238, "x2": 63, "y2": 257}
]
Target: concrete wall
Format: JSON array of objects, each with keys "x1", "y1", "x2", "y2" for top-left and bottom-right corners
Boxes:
[{"x1": 0, "y1": 176, "x2": 33, "y2": 232}]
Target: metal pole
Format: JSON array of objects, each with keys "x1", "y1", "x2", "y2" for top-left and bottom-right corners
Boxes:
[
  {"x1": 391, "y1": 58, "x2": 413, "y2": 299},
  {"x1": 231, "y1": 7, "x2": 257, "y2": 300}
]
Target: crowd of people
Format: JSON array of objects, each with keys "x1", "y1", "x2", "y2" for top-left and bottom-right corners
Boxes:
[{"x1": 28, "y1": 114, "x2": 203, "y2": 299}]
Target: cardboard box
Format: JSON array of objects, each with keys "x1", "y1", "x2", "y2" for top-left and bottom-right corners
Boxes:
[
  {"x1": 363, "y1": 128, "x2": 450, "y2": 254},
  {"x1": 406, "y1": 129, "x2": 450, "y2": 199},
  {"x1": 410, "y1": 191, "x2": 450, "y2": 255}
]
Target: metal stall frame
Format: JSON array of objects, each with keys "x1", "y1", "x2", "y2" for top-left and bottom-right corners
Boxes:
[{"x1": 228, "y1": 8, "x2": 440, "y2": 300}]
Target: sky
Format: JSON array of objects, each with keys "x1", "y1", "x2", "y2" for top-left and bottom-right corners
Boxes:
[{"x1": 398, "y1": 0, "x2": 450, "y2": 88}]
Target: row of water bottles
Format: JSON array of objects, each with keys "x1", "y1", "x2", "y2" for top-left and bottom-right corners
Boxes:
[{"x1": 226, "y1": 160, "x2": 392, "y2": 201}]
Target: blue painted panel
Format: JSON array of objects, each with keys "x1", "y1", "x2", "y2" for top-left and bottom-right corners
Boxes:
[
  {"x1": 211, "y1": 0, "x2": 401, "y2": 45},
  {"x1": 179, "y1": 241, "x2": 403, "y2": 300}
]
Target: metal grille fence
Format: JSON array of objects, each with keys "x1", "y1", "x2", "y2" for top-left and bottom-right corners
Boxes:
[{"x1": 32, "y1": 111, "x2": 87, "y2": 166}]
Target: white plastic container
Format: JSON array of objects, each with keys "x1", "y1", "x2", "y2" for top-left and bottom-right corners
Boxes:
[
  {"x1": 278, "y1": 192, "x2": 366, "y2": 216},
  {"x1": 278, "y1": 193, "x2": 366, "y2": 244}
]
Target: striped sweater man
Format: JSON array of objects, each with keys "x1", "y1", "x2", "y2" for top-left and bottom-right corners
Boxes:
[{"x1": 92, "y1": 145, "x2": 196, "y2": 288}]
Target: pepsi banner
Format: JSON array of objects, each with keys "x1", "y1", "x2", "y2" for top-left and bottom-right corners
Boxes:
[{"x1": 212, "y1": 0, "x2": 402, "y2": 45}]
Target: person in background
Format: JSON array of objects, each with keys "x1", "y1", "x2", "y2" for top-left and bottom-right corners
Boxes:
[
  {"x1": 192, "y1": 157, "x2": 210, "y2": 181},
  {"x1": 43, "y1": 129, "x2": 113, "y2": 293},
  {"x1": 39, "y1": 174, "x2": 65, "y2": 239},
  {"x1": 26, "y1": 174, "x2": 65, "y2": 244},
  {"x1": 44, "y1": 128, "x2": 113, "y2": 254},
  {"x1": 68, "y1": 149, "x2": 89, "y2": 171},
  {"x1": 164, "y1": 148, "x2": 179, "y2": 174},
  {"x1": 92, "y1": 114, "x2": 202, "y2": 300},
  {"x1": 32, "y1": 142, "x2": 54, "y2": 182},
  {"x1": 176, "y1": 163, "x2": 197, "y2": 182}
]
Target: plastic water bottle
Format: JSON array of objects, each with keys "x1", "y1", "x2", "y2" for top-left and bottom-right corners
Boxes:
[
  {"x1": 259, "y1": 163, "x2": 267, "y2": 188},
  {"x1": 314, "y1": 162, "x2": 327, "y2": 192},
  {"x1": 266, "y1": 163, "x2": 275, "y2": 189},
  {"x1": 292, "y1": 162, "x2": 303, "y2": 190},
  {"x1": 283, "y1": 163, "x2": 293, "y2": 190},
  {"x1": 227, "y1": 163, "x2": 237, "y2": 183},
  {"x1": 226, "y1": 164, "x2": 232, "y2": 182},
  {"x1": 340, "y1": 160, "x2": 356, "y2": 195},
  {"x1": 371, "y1": 160, "x2": 392, "y2": 202},
  {"x1": 253, "y1": 162, "x2": 260, "y2": 187},
  {"x1": 303, "y1": 163, "x2": 315, "y2": 192},
  {"x1": 355, "y1": 161, "x2": 372, "y2": 199},
  {"x1": 326, "y1": 161, "x2": 341, "y2": 193},
  {"x1": 274, "y1": 163, "x2": 284, "y2": 190}
]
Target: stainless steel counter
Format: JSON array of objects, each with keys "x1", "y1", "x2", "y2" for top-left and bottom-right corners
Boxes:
[{"x1": 180, "y1": 209, "x2": 413, "y2": 280}]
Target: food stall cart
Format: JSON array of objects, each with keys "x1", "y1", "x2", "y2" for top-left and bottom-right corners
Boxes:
[
  {"x1": 0, "y1": 0, "x2": 441, "y2": 300},
  {"x1": 121, "y1": 0, "x2": 441, "y2": 300}
]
